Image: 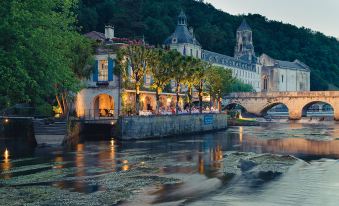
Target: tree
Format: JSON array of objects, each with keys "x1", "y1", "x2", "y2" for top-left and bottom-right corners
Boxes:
[
  {"x1": 167, "y1": 50, "x2": 185, "y2": 114},
  {"x1": 0, "y1": 0, "x2": 93, "y2": 116},
  {"x1": 193, "y1": 61, "x2": 211, "y2": 113},
  {"x1": 182, "y1": 58, "x2": 209, "y2": 114},
  {"x1": 182, "y1": 56, "x2": 197, "y2": 114},
  {"x1": 147, "y1": 49, "x2": 172, "y2": 114},
  {"x1": 206, "y1": 66, "x2": 234, "y2": 112},
  {"x1": 116, "y1": 44, "x2": 150, "y2": 115},
  {"x1": 230, "y1": 79, "x2": 254, "y2": 93}
]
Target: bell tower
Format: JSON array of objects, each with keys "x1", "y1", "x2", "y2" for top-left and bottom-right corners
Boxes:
[
  {"x1": 177, "y1": 10, "x2": 187, "y2": 26},
  {"x1": 234, "y1": 19, "x2": 255, "y2": 62}
]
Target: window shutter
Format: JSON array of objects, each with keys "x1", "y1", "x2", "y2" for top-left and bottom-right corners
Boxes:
[
  {"x1": 108, "y1": 58, "x2": 114, "y2": 81},
  {"x1": 93, "y1": 60, "x2": 98, "y2": 82}
]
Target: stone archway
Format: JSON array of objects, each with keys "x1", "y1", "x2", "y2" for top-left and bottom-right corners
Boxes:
[
  {"x1": 301, "y1": 101, "x2": 334, "y2": 118},
  {"x1": 140, "y1": 95, "x2": 156, "y2": 112},
  {"x1": 260, "y1": 103, "x2": 289, "y2": 117},
  {"x1": 93, "y1": 94, "x2": 115, "y2": 117},
  {"x1": 224, "y1": 103, "x2": 248, "y2": 112}
]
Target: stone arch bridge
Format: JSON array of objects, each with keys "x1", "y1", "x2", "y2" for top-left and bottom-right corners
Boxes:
[{"x1": 224, "y1": 91, "x2": 339, "y2": 120}]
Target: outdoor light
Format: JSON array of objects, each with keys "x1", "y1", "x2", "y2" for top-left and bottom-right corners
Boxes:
[
  {"x1": 4, "y1": 118, "x2": 9, "y2": 123},
  {"x1": 4, "y1": 149, "x2": 9, "y2": 160},
  {"x1": 167, "y1": 97, "x2": 172, "y2": 104}
]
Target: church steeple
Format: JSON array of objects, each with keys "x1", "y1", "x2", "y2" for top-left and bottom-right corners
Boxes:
[
  {"x1": 234, "y1": 19, "x2": 255, "y2": 62},
  {"x1": 237, "y1": 19, "x2": 251, "y2": 31},
  {"x1": 178, "y1": 10, "x2": 187, "y2": 26}
]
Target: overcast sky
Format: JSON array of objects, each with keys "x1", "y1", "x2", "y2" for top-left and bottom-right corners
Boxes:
[{"x1": 206, "y1": 0, "x2": 339, "y2": 38}]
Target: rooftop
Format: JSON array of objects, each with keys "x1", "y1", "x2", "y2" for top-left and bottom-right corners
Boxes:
[{"x1": 237, "y1": 19, "x2": 252, "y2": 31}]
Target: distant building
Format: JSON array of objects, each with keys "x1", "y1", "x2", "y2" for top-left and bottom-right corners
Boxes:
[
  {"x1": 260, "y1": 54, "x2": 310, "y2": 92},
  {"x1": 164, "y1": 11, "x2": 311, "y2": 92}
]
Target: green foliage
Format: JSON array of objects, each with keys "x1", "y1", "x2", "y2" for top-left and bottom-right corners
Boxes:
[
  {"x1": 230, "y1": 79, "x2": 254, "y2": 92},
  {"x1": 0, "y1": 0, "x2": 93, "y2": 114},
  {"x1": 205, "y1": 66, "x2": 235, "y2": 99},
  {"x1": 78, "y1": 0, "x2": 339, "y2": 91}
]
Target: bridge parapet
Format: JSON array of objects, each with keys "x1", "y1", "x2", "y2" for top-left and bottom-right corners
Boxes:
[{"x1": 226, "y1": 91, "x2": 339, "y2": 98}]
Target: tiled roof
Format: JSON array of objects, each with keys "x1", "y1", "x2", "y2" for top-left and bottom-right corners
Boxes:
[
  {"x1": 276, "y1": 60, "x2": 310, "y2": 71},
  {"x1": 237, "y1": 19, "x2": 251, "y2": 31},
  {"x1": 84, "y1": 31, "x2": 105, "y2": 41},
  {"x1": 202, "y1": 50, "x2": 255, "y2": 71},
  {"x1": 164, "y1": 25, "x2": 201, "y2": 46}
]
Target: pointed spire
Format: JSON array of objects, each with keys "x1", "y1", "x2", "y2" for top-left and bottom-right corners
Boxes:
[
  {"x1": 237, "y1": 19, "x2": 251, "y2": 31},
  {"x1": 178, "y1": 10, "x2": 187, "y2": 26}
]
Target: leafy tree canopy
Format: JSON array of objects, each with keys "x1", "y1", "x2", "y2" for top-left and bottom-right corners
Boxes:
[{"x1": 0, "y1": 0, "x2": 93, "y2": 113}]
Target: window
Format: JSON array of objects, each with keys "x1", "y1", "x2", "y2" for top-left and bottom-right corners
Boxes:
[
  {"x1": 264, "y1": 77, "x2": 268, "y2": 91},
  {"x1": 98, "y1": 60, "x2": 108, "y2": 81},
  {"x1": 196, "y1": 50, "x2": 199, "y2": 58},
  {"x1": 190, "y1": 49, "x2": 193, "y2": 56},
  {"x1": 281, "y1": 75, "x2": 284, "y2": 83}
]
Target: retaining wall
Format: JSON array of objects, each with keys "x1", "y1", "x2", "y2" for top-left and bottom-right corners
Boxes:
[{"x1": 116, "y1": 113, "x2": 228, "y2": 140}]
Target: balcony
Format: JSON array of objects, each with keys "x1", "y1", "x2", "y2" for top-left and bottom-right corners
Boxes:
[{"x1": 96, "y1": 81, "x2": 109, "y2": 86}]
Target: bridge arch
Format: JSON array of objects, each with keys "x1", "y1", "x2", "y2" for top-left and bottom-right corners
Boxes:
[
  {"x1": 259, "y1": 102, "x2": 289, "y2": 117},
  {"x1": 301, "y1": 101, "x2": 334, "y2": 118},
  {"x1": 224, "y1": 103, "x2": 248, "y2": 112}
]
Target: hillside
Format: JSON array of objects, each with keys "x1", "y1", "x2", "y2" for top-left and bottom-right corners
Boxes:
[{"x1": 78, "y1": 0, "x2": 339, "y2": 91}]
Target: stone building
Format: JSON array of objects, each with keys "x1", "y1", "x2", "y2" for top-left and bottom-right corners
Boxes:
[
  {"x1": 260, "y1": 54, "x2": 310, "y2": 92},
  {"x1": 75, "y1": 26, "x2": 181, "y2": 118},
  {"x1": 164, "y1": 11, "x2": 310, "y2": 93}
]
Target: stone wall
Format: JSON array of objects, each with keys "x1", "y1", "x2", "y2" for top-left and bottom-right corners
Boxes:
[{"x1": 116, "y1": 114, "x2": 228, "y2": 140}]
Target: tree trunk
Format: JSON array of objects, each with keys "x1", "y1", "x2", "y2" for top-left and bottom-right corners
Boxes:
[
  {"x1": 218, "y1": 97, "x2": 221, "y2": 113},
  {"x1": 188, "y1": 85, "x2": 192, "y2": 114},
  {"x1": 135, "y1": 84, "x2": 140, "y2": 115},
  {"x1": 176, "y1": 82, "x2": 180, "y2": 115},
  {"x1": 156, "y1": 87, "x2": 160, "y2": 115},
  {"x1": 199, "y1": 81, "x2": 203, "y2": 114},
  {"x1": 209, "y1": 95, "x2": 212, "y2": 111},
  {"x1": 61, "y1": 92, "x2": 68, "y2": 117},
  {"x1": 55, "y1": 95, "x2": 64, "y2": 115}
]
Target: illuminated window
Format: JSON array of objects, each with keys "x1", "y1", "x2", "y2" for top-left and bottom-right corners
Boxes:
[{"x1": 98, "y1": 60, "x2": 108, "y2": 81}]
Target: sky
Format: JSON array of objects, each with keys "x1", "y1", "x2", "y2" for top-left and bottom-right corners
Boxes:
[{"x1": 206, "y1": 0, "x2": 339, "y2": 38}]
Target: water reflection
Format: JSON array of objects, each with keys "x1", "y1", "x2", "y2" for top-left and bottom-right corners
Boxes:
[
  {"x1": 1, "y1": 149, "x2": 11, "y2": 179},
  {"x1": 2, "y1": 123, "x2": 339, "y2": 205}
]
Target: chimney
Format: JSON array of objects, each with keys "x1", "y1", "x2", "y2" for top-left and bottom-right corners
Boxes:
[{"x1": 105, "y1": 25, "x2": 114, "y2": 39}]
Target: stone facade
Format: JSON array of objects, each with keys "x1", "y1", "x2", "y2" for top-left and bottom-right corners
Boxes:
[
  {"x1": 164, "y1": 12, "x2": 311, "y2": 93},
  {"x1": 260, "y1": 54, "x2": 310, "y2": 92},
  {"x1": 116, "y1": 113, "x2": 228, "y2": 140}
]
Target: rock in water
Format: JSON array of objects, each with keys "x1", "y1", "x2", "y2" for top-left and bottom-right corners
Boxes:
[{"x1": 223, "y1": 152, "x2": 303, "y2": 180}]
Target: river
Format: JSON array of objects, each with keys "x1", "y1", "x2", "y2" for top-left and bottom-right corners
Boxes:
[{"x1": 1, "y1": 122, "x2": 339, "y2": 205}]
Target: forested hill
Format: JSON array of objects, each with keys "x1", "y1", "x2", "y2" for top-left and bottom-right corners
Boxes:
[{"x1": 78, "y1": 0, "x2": 339, "y2": 91}]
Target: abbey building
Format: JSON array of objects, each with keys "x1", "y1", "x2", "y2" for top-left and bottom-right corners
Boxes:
[{"x1": 164, "y1": 11, "x2": 310, "y2": 92}]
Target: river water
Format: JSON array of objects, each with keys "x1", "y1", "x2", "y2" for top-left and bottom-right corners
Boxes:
[{"x1": 1, "y1": 122, "x2": 339, "y2": 205}]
